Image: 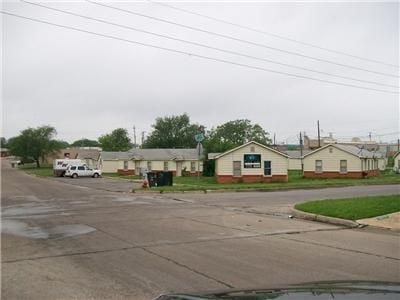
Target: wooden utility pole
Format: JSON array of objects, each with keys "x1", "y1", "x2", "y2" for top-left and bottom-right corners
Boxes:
[
  {"x1": 133, "y1": 126, "x2": 137, "y2": 147},
  {"x1": 141, "y1": 131, "x2": 145, "y2": 147},
  {"x1": 300, "y1": 131, "x2": 304, "y2": 172},
  {"x1": 317, "y1": 120, "x2": 321, "y2": 148},
  {"x1": 273, "y1": 133, "x2": 276, "y2": 148}
]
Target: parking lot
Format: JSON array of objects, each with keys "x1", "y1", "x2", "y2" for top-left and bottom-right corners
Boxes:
[{"x1": 2, "y1": 161, "x2": 400, "y2": 299}]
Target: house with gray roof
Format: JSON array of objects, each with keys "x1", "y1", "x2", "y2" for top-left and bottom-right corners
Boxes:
[
  {"x1": 303, "y1": 144, "x2": 379, "y2": 178},
  {"x1": 76, "y1": 149, "x2": 100, "y2": 167},
  {"x1": 98, "y1": 148, "x2": 203, "y2": 176}
]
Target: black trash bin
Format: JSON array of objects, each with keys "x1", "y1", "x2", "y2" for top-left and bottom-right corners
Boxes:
[
  {"x1": 147, "y1": 172, "x2": 158, "y2": 187},
  {"x1": 157, "y1": 171, "x2": 173, "y2": 186}
]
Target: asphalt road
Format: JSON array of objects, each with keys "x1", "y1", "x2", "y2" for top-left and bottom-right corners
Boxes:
[{"x1": 2, "y1": 160, "x2": 400, "y2": 299}]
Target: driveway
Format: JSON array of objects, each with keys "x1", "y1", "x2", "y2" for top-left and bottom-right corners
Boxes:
[{"x1": 2, "y1": 160, "x2": 399, "y2": 300}]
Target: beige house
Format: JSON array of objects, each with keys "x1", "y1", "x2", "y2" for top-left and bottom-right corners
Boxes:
[
  {"x1": 303, "y1": 144, "x2": 379, "y2": 178},
  {"x1": 213, "y1": 141, "x2": 289, "y2": 183},
  {"x1": 98, "y1": 148, "x2": 203, "y2": 176}
]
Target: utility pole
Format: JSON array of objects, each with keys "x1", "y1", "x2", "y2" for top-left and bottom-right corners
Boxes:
[
  {"x1": 317, "y1": 120, "x2": 321, "y2": 148},
  {"x1": 300, "y1": 131, "x2": 304, "y2": 172},
  {"x1": 141, "y1": 131, "x2": 145, "y2": 147},
  {"x1": 133, "y1": 126, "x2": 137, "y2": 148},
  {"x1": 369, "y1": 132, "x2": 372, "y2": 141},
  {"x1": 398, "y1": 138, "x2": 399, "y2": 151},
  {"x1": 273, "y1": 133, "x2": 276, "y2": 148}
]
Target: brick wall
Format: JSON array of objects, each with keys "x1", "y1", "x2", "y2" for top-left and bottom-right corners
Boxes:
[{"x1": 303, "y1": 170, "x2": 379, "y2": 179}]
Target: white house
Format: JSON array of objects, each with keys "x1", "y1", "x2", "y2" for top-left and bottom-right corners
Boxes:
[
  {"x1": 213, "y1": 141, "x2": 289, "y2": 183},
  {"x1": 98, "y1": 148, "x2": 203, "y2": 176},
  {"x1": 303, "y1": 144, "x2": 379, "y2": 178}
]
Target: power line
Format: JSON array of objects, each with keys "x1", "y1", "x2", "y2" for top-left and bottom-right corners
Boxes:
[
  {"x1": 149, "y1": 0, "x2": 400, "y2": 69},
  {"x1": 2, "y1": 10, "x2": 398, "y2": 94},
  {"x1": 87, "y1": 0, "x2": 399, "y2": 78},
  {"x1": 22, "y1": 0, "x2": 399, "y2": 89}
]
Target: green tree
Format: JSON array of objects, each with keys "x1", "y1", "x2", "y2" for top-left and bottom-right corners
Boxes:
[
  {"x1": 205, "y1": 119, "x2": 271, "y2": 153},
  {"x1": 143, "y1": 114, "x2": 205, "y2": 148},
  {"x1": 98, "y1": 128, "x2": 131, "y2": 151},
  {"x1": 71, "y1": 138, "x2": 100, "y2": 147},
  {"x1": 8, "y1": 126, "x2": 62, "y2": 168}
]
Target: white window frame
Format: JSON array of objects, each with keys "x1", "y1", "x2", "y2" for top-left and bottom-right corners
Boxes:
[
  {"x1": 164, "y1": 161, "x2": 169, "y2": 171},
  {"x1": 315, "y1": 160, "x2": 323, "y2": 173},
  {"x1": 190, "y1": 161, "x2": 196, "y2": 172},
  {"x1": 340, "y1": 160, "x2": 347, "y2": 174}
]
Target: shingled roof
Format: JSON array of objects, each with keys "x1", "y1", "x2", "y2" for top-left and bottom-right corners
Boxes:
[{"x1": 100, "y1": 148, "x2": 202, "y2": 161}]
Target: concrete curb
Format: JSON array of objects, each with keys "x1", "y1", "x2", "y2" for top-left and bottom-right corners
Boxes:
[{"x1": 290, "y1": 207, "x2": 361, "y2": 228}]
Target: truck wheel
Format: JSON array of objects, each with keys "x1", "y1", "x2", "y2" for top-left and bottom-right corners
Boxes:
[
  {"x1": 72, "y1": 173, "x2": 78, "y2": 179},
  {"x1": 93, "y1": 173, "x2": 99, "y2": 178}
]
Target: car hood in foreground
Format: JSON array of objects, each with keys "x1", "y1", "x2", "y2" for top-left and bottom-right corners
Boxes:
[{"x1": 155, "y1": 281, "x2": 400, "y2": 300}]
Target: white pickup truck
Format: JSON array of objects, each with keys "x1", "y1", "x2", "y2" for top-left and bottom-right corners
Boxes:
[{"x1": 65, "y1": 164, "x2": 102, "y2": 178}]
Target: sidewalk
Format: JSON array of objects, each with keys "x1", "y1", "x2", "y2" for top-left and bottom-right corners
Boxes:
[{"x1": 357, "y1": 212, "x2": 400, "y2": 231}]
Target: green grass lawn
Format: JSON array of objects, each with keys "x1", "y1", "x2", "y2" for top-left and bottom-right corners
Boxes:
[
  {"x1": 294, "y1": 195, "x2": 400, "y2": 220},
  {"x1": 142, "y1": 170, "x2": 400, "y2": 192},
  {"x1": 103, "y1": 173, "x2": 141, "y2": 180},
  {"x1": 18, "y1": 164, "x2": 53, "y2": 177}
]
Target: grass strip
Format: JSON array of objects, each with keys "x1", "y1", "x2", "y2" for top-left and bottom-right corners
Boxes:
[{"x1": 295, "y1": 195, "x2": 400, "y2": 220}]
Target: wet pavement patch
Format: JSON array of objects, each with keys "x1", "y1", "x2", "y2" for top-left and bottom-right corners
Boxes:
[{"x1": 2, "y1": 220, "x2": 96, "y2": 239}]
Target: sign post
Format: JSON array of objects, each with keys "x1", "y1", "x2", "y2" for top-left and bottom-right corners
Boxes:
[{"x1": 194, "y1": 134, "x2": 204, "y2": 180}]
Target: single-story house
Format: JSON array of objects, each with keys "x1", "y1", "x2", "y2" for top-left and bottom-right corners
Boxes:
[
  {"x1": 212, "y1": 141, "x2": 289, "y2": 183},
  {"x1": 394, "y1": 151, "x2": 400, "y2": 173},
  {"x1": 303, "y1": 144, "x2": 379, "y2": 178},
  {"x1": 285, "y1": 150, "x2": 312, "y2": 170},
  {"x1": 76, "y1": 149, "x2": 100, "y2": 168},
  {"x1": 98, "y1": 148, "x2": 203, "y2": 176},
  {"x1": 0, "y1": 148, "x2": 10, "y2": 157},
  {"x1": 42, "y1": 147, "x2": 102, "y2": 164}
]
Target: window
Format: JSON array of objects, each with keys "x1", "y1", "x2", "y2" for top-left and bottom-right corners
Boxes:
[
  {"x1": 147, "y1": 161, "x2": 152, "y2": 171},
  {"x1": 123, "y1": 160, "x2": 128, "y2": 170},
  {"x1": 264, "y1": 161, "x2": 271, "y2": 176},
  {"x1": 78, "y1": 166, "x2": 85, "y2": 171},
  {"x1": 164, "y1": 161, "x2": 169, "y2": 171},
  {"x1": 340, "y1": 160, "x2": 347, "y2": 173},
  {"x1": 70, "y1": 166, "x2": 76, "y2": 170},
  {"x1": 315, "y1": 160, "x2": 322, "y2": 173},
  {"x1": 233, "y1": 161, "x2": 241, "y2": 177},
  {"x1": 367, "y1": 159, "x2": 370, "y2": 170},
  {"x1": 244, "y1": 154, "x2": 261, "y2": 168},
  {"x1": 190, "y1": 161, "x2": 196, "y2": 172}
]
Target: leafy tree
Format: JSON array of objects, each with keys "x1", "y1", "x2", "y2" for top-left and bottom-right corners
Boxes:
[
  {"x1": 204, "y1": 119, "x2": 271, "y2": 153},
  {"x1": 8, "y1": 126, "x2": 62, "y2": 168},
  {"x1": 56, "y1": 140, "x2": 70, "y2": 149},
  {"x1": 71, "y1": 138, "x2": 100, "y2": 147},
  {"x1": 143, "y1": 113, "x2": 205, "y2": 148},
  {"x1": 98, "y1": 128, "x2": 131, "y2": 151}
]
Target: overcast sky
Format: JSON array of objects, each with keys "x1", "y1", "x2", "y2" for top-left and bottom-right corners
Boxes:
[{"x1": 2, "y1": 0, "x2": 399, "y2": 145}]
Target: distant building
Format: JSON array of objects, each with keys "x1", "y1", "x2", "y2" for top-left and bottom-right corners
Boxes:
[
  {"x1": 0, "y1": 148, "x2": 10, "y2": 157},
  {"x1": 98, "y1": 148, "x2": 203, "y2": 176},
  {"x1": 42, "y1": 147, "x2": 102, "y2": 164}
]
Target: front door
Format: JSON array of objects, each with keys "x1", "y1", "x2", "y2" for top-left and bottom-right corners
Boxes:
[
  {"x1": 176, "y1": 161, "x2": 182, "y2": 176},
  {"x1": 233, "y1": 161, "x2": 241, "y2": 177},
  {"x1": 135, "y1": 161, "x2": 141, "y2": 175}
]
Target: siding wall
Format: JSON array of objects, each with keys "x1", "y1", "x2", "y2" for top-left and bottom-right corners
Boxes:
[
  {"x1": 215, "y1": 144, "x2": 288, "y2": 176},
  {"x1": 100, "y1": 159, "x2": 203, "y2": 175},
  {"x1": 288, "y1": 158, "x2": 302, "y2": 170},
  {"x1": 303, "y1": 146, "x2": 362, "y2": 172}
]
